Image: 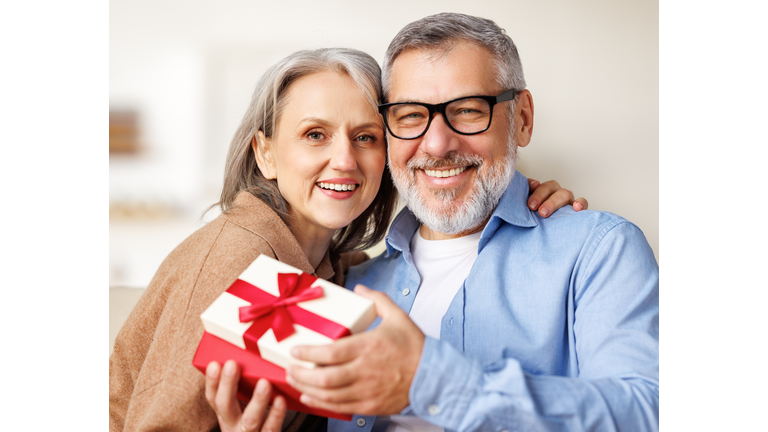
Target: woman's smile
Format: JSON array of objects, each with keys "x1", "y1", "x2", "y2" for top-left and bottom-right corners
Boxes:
[{"x1": 316, "y1": 178, "x2": 360, "y2": 197}]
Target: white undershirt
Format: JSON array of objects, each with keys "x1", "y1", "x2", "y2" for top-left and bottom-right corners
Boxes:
[
  {"x1": 376, "y1": 229, "x2": 482, "y2": 432},
  {"x1": 408, "y1": 230, "x2": 482, "y2": 339}
]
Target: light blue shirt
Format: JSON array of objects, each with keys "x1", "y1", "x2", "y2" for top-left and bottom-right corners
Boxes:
[{"x1": 329, "y1": 171, "x2": 659, "y2": 432}]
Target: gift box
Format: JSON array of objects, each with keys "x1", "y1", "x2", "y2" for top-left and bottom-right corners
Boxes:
[{"x1": 192, "y1": 254, "x2": 376, "y2": 421}]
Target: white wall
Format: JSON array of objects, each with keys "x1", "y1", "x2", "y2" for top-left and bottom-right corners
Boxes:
[{"x1": 110, "y1": 0, "x2": 658, "y2": 287}]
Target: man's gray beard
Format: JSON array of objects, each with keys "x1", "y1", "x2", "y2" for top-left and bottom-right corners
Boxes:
[{"x1": 389, "y1": 137, "x2": 517, "y2": 235}]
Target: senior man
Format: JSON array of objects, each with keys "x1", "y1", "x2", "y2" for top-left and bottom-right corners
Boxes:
[{"x1": 287, "y1": 13, "x2": 659, "y2": 432}]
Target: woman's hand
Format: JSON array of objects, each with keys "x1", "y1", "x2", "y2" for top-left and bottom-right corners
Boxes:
[
  {"x1": 527, "y1": 178, "x2": 589, "y2": 218},
  {"x1": 206, "y1": 360, "x2": 286, "y2": 432}
]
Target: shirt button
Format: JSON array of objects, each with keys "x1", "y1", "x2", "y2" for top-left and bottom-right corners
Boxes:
[
  {"x1": 449, "y1": 318, "x2": 454, "y2": 326},
  {"x1": 402, "y1": 288, "x2": 410, "y2": 296},
  {"x1": 356, "y1": 418, "x2": 366, "y2": 427},
  {"x1": 428, "y1": 404, "x2": 440, "y2": 415}
]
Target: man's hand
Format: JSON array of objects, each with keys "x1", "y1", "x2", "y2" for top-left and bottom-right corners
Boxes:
[
  {"x1": 527, "y1": 178, "x2": 589, "y2": 217},
  {"x1": 286, "y1": 284, "x2": 425, "y2": 415}
]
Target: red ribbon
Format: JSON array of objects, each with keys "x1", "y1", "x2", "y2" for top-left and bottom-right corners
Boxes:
[
  {"x1": 228, "y1": 272, "x2": 350, "y2": 349},
  {"x1": 239, "y1": 273, "x2": 323, "y2": 321}
]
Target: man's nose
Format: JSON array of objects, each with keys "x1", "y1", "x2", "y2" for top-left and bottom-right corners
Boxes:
[
  {"x1": 329, "y1": 137, "x2": 358, "y2": 172},
  {"x1": 420, "y1": 113, "x2": 461, "y2": 158}
]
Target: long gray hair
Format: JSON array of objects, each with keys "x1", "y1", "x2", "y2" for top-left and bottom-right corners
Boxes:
[{"x1": 216, "y1": 48, "x2": 397, "y2": 254}]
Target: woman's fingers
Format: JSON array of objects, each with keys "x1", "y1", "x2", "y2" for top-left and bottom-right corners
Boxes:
[
  {"x1": 214, "y1": 360, "x2": 244, "y2": 424},
  {"x1": 573, "y1": 197, "x2": 589, "y2": 211},
  {"x1": 527, "y1": 179, "x2": 590, "y2": 217},
  {"x1": 206, "y1": 361, "x2": 284, "y2": 432},
  {"x1": 260, "y1": 395, "x2": 287, "y2": 432},
  {"x1": 240, "y1": 379, "x2": 272, "y2": 431},
  {"x1": 527, "y1": 179, "x2": 566, "y2": 212},
  {"x1": 205, "y1": 361, "x2": 222, "y2": 413}
]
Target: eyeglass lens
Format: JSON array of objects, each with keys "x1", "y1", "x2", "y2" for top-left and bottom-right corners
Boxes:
[{"x1": 386, "y1": 97, "x2": 492, "y2": 139}]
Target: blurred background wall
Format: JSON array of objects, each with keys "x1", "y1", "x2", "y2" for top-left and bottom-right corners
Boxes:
[{"x1": 110, "y1": 0, "x2": 658, "y2": 289}]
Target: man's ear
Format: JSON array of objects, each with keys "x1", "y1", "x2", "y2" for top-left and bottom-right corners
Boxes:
[
  {"x1": 514, "y1": 89, "x2": 534, "y2": 148},
  {"x1": 253, "y1": 131, "x2": 277, "y2": 179}
]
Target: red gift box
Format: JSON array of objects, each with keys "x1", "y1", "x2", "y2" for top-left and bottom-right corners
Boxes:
[
  {"x1": 192, "y1": 255, "x2": 376, "y2": 421},
  {"x1": 193, "y1": 331, "x2": 352, "y2": 421}
]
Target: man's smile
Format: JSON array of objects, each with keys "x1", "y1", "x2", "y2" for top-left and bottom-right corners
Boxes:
[{"x1": 423, "y1": 166, "x2": 468, "y2": 178}]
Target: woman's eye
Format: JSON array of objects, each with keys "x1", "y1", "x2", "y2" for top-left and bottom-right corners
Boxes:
[
  {"x1": 355, "y1": 134, "x2": 375, "y2": 143},
  {"x1": 307, "y1": 132, "x2": 324, "y2": 140}
]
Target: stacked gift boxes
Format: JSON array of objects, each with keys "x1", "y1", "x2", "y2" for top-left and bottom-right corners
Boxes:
[{"x1": 193, "y1": 255, "x2": 376, "y2": 421}]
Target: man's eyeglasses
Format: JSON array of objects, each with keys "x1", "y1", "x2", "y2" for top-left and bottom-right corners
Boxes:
[{"x1": 378, "y1": 89, "x2": 519, "y2": 140}]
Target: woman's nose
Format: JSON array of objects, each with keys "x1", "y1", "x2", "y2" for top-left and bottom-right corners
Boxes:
[{"x1": 329, "y1": 137, "x2": 358, "y2": 172}]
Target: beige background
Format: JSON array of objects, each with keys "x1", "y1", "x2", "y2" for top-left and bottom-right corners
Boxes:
[{"x1": 110, "y1": 0, "x2": 658, "y2": 289}]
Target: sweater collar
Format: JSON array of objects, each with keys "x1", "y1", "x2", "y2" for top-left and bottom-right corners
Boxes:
[{"x1": 225, "y1": 192, "x2": 335, "y2": 280}]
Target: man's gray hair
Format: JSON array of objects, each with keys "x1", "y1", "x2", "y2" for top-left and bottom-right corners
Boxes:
[{"x1": 381, "y1": 13, "x2": 526, "y2": 101}]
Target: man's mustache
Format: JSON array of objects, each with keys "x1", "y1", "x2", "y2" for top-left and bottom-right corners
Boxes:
[{"x1": 405, "y1": 153, "x2": 483, "y2": 173}]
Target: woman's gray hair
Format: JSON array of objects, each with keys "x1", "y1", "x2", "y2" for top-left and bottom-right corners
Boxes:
[
  {"x1": 216, "y1": 48, "x2": 397, "y2": 254},
  {"x1": 381, "y1": 13, "x2": 527, "y2": 101}
]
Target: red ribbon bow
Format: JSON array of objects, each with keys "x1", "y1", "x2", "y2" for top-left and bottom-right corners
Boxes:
[{"x1": 238, "y1": 272, "x2": 324, "y2": 341}]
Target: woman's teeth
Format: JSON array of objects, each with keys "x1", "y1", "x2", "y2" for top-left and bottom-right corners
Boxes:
[
  {"x1": 318, "y1": 182, "x2": 357, "y2": 191},
  {"x1": 424, "y1": 166, "x2": 468, "y2": 178}
]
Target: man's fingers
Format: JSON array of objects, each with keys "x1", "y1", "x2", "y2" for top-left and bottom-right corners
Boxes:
[
  {"x1": 291, "y1": 362, "x2": 405, "y2": 415},
  {"x1": 291, "y1": 332, "x2": 364, "y2": 366},
  {"x1": 289, "y1": 284, "x2": 423, "y2": 417},
  {"x1": 240, "y1": 379, "x2": 272, "y2": 432},
  {"x1": 214, "y1": 360, "x2": 243, "y2": 422},
  {"x1": 296, "y1": 382, "x2": 365, "y2": 405},
  {"x1": 298, "y1": 392, "x2": 379, "y2": 417},
  {"x1": 353, "y1": 284, "x2": 402, "y2": 319},
  {"x1": 290, "y1": 286, "x2": 395, "y2": 366},
  {"x1": 287, "y1": 361, "x2": 357, "y2": 390}
]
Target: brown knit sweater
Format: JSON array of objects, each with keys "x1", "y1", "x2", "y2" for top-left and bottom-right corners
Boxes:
[{"x1": 109, "y1": 192, "x2": 367, "y2": 431}]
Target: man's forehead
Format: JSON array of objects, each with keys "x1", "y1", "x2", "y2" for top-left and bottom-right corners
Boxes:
[{"x1": 388, "y1": 43, "x2": 500, "y2": 102}]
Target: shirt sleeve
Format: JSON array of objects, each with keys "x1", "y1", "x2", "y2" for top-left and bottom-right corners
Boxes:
[{"x1": 407, "y1": 222, "x2": 659, "y2": 432}]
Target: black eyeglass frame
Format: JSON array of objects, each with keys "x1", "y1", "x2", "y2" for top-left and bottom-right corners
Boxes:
[{"x1": 378, "y1": 88, "x2": 520, "y2": 140}]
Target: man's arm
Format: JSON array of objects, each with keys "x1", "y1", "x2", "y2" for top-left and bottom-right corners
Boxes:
[
  {"x1": 286, "y1": 284, "x2": 425, "y2": 415},
  {"x1": 288, "y1": 222, "x2": 658, "y2": 431}
]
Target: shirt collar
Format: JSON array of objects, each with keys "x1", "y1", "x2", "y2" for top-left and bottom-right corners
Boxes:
[
  {"x1": 484, "y1": 170, "x2": 538, "y2": 230},
  {"x1": 385, "y1": 207, "x2": 421, "y2": 257},
  {"x1": 385, "y1": 170, "x2": 537, "y2": 256}
]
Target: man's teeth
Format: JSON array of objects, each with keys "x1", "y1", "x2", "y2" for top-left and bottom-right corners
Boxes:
[
  {"x1": 424, "y1": 166, "x2": 468, "y2": 178},
  {"x1": 318, "y1": 182, "x2": 357, "y2": 191}
]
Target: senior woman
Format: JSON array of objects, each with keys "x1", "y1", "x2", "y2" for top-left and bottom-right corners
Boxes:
[{"x1": 109, "y1": 47, "x2": 584, "y2": 432}]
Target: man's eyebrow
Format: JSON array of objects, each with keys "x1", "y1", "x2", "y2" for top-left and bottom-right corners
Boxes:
[
  {"x1": 387, "y1": 96, "x2": 419, "y2": 103},
  {"x1": 387, "y1": 93, "x2": 484, "y2": 104}
]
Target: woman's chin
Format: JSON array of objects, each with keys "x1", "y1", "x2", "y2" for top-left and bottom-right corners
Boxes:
[{"x1": 322, "y1": 220, "x2": 356, "y2": 231}]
